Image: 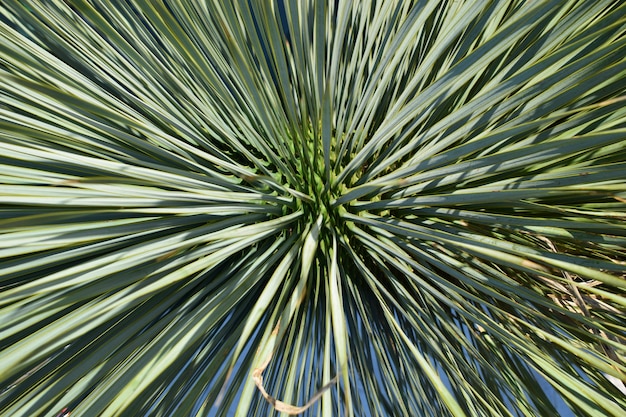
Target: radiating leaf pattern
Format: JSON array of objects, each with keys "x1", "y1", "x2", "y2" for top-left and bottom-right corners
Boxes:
[{"x1": 1, "y1": 1, "x2": 625, "y2": 416}]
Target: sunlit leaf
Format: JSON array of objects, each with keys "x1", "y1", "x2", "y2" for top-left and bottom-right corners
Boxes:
[{"x1": 1, "y1": 1, "x2": 625, "y2": 416}]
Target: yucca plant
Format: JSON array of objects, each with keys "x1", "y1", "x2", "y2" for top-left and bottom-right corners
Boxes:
[{"x1": 1, "y1": 1, "x2": 625, "y2": 416}]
